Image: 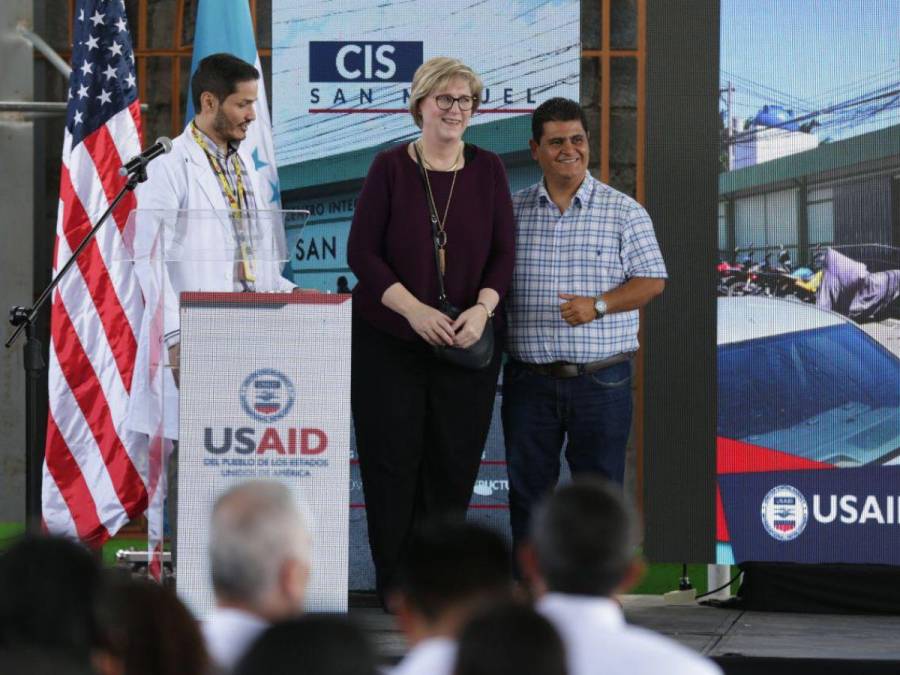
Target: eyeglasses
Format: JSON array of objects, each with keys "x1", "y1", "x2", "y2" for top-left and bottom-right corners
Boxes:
[{"x1": 433, "y1": 94, "x2": 477, "y2": 111}]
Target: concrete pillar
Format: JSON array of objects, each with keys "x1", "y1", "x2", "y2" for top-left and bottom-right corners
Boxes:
[{"x1": 0, "y1": 0, "x2": 35, "y2": 523}]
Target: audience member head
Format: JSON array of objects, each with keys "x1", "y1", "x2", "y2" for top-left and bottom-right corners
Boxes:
[
  {"x1": 95, "y1": 573, "x2": 209, "y2": 675},
  {"x1": 523, "y1": 478, "x2": 642, "y2": 598},
  {"x1": 454, "y1": 602, "x2": 567, "y2": 675},
  {"x1": 234, "y1": 615, "x2": 377, "y2": 675},
  {"x1": 209, "y1": 480, "x2": 311, "y2": 621},
  {"x1": 0, "y1": 535, "x2": 104, "y2": 664},
  {"x1": 390, "y1": 518, "x2": 511, "y2": 642}
]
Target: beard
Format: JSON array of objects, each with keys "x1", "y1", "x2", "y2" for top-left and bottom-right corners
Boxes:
[{"x1": 211, "y1": 107, "x2": 242, "y2": 144}]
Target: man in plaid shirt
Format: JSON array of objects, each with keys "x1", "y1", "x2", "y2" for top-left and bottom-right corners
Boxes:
[{"x1": 503, "y1": 98, "x2": 667, "y2": 552}]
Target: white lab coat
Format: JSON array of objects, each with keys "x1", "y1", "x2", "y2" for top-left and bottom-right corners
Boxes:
[{"x1": 126, "y1": 125, "x2": 294, "y2": 439}]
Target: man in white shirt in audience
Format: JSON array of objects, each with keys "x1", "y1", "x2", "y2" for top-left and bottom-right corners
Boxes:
[
  {"x1": 390, "y1": 520, "x2": 511, "y2": 675},
  {"x1": 520, "y1": 479, "x2": 722, "y2": 675},
  {"x1": 202, "y1": 480, "x2": 311, "y2": 673}
]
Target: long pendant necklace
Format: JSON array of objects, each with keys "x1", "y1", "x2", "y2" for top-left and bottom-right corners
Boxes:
[{"x1": 416, "y1": 139, "x2": 463, "y2": 275}]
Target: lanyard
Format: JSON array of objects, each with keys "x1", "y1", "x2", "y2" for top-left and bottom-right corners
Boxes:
[
  {"x1": 190, "y1": 122, "x2": 256, "y2": 285},
  {"x1": 190, "y1": 121, "x2": 248, "y2": 210}
]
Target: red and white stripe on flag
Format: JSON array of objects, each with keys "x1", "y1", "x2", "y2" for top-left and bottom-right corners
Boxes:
[{"x1": 44, "y1": 1, "x2": 152, "y2": 547}]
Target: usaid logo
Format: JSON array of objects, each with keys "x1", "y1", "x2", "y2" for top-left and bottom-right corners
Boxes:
[
  {"x1": 761, "y1": 485, "x2": 809, "y2": 541},
  {"x1": 309, "y1": 41, "x2": 423, "y2": 82},
  {"x1": 240, "y1": 369, "x2": 295, "y2": 423}
]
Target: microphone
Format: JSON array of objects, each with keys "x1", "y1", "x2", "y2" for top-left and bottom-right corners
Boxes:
[{"x1": 119, "y1": 137, "x2": 173, "y2": 176}]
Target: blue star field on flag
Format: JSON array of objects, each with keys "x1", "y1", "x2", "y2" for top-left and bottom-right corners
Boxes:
[{"x1": 67, "y1": 0, "x2": 138, "y2": 146}]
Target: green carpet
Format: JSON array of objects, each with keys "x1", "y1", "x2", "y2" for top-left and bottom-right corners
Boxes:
[{"x1": 0, "y1": 521, "x2": 737, "y2": 594}]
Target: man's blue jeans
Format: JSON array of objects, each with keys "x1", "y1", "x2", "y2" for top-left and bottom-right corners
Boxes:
[{"x1": 501, "y1": 358, "x2": 633, "y2": 549}]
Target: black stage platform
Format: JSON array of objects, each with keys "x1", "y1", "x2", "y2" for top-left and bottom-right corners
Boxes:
[{"x1": 349, "y1": 594, "x2": 900, "y2": 674}]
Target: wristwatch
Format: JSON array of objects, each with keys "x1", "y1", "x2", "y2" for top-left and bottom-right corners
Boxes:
[{"x1": 594, "y1": 296, "x2": 608, "y2": 320}]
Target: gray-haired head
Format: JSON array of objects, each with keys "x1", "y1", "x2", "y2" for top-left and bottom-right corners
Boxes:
[{"x1": 208, "y1": 480, "x2": 311, "y2": 615}]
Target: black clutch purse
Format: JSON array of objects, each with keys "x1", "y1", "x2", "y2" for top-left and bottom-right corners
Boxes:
[
  {"x1": 414, "y1": 143, "x2": 495, "y2": 371},
  {"x1": 433, "y1": 296, "x2": 495, "y2": 370}
]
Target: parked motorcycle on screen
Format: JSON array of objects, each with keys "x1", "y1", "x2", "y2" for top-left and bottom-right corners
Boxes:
[
  {"x1": 720, "y1": 246, "x2": 765, "y2": 296},
  {"x1": 787, "y1": 245, "x2": 825, "y2": 303},
  {"x1": 816, "y1": 246, "x2": 900, "y2": 320},
  {"x1": 719, "y1": 245, "x2": 822, "y2": 300},
  {"x1": 754, "y1": 246, "x2": 804, "y2": 298},
  {"x1": 716, "y1": 249, "x2": 746, "y2": 296}
]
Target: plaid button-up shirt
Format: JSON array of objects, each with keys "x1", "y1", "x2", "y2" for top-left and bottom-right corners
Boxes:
[{"x1": 507, "y1": 173, "x2": 667, "y2": 364}]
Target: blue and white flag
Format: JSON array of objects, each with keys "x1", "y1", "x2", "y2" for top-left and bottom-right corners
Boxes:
[{"x1": 188, "y1": 0, "x2": 281, "y2": 206}]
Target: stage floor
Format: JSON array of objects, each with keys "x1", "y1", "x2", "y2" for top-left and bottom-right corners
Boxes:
[{"x1": 349, "y1": 593, "x2": 900, "y2": 666}]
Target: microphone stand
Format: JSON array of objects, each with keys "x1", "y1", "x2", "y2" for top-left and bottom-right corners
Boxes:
[{"x1": 5, "y1": 162, "x2": 149, "y2": 532}]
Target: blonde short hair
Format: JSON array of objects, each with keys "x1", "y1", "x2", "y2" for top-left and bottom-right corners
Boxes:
[{"x1": 408, "y1": 57, "x2": 483, "y2": 128}]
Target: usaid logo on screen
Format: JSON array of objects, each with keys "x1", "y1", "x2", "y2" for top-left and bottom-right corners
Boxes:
[
  {"x1": 240, "y1": 369, "x2": 295, "y2": 423},
  {"x1": 309, "y1": 41, "x2": 423, "y2": 82},
  {"x1": 760, "y1": 485, "x2": 809, "y2": 541}
]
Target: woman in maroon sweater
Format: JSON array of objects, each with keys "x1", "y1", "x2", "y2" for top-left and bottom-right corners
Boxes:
[{"x1": 347, "y1": 57, "x2": 514, "y2": 607}]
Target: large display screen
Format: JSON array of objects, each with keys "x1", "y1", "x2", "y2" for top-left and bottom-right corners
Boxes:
[{"x1": 714, "y1": 0, "x2": 900, "y2": 565}]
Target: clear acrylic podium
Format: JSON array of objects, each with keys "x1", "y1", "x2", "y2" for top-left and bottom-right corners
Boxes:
[{"x1": 122, "y1": 209, "x2": 351, "y2": 614}]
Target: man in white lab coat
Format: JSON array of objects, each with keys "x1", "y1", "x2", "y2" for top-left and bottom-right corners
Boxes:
[
  {"x1": 128, "y1": 52, "x2": 295, "y2": 441},
  {"x1": 127, "y1": 54, "x2": 297, "y2": 563}
]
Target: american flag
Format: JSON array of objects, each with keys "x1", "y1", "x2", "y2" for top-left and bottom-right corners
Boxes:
[{"x1": 43, "y1": 0, "x2": 153, "y2": 547}]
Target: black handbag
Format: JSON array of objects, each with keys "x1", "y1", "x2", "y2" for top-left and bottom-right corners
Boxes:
[{"x1": 413, "y1": 143, "x2": 495, "y2": 370}]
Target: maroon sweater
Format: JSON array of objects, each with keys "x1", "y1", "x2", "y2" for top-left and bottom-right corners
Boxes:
[{"x1": 347, "y1": 143, "x2": 515, "y2": 341}]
